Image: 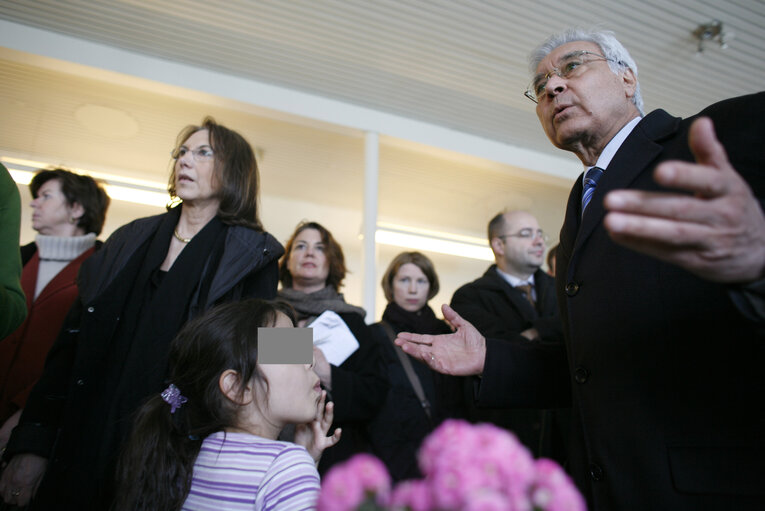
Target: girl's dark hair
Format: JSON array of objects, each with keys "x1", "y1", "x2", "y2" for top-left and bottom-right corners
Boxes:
[
  {"x1": 168, "y1": 116, "x2": 263, "y2": 231},
  {"x1": 114, "y1": 299, "x2": 296, "y2": 511},
  {"x1": 30, "y1": 168, "x2": 110, "y2": 235},
  {"x1": 279, "y1": 221, "x2": 347, "y2": 291}
]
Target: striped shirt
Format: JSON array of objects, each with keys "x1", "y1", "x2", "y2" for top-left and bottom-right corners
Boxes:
[{"x1": 182, "y1": 431, "x2": 320, "y2": 510}]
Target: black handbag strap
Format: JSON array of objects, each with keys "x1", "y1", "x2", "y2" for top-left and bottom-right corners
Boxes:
[{"x1": 380, "y1": 321, "x2": 433, "y2": 423}]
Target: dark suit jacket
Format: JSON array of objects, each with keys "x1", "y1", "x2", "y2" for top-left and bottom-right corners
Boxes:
[
  {"x1": 478, "y1": 93, "x2": 765, "y2": 510},
  {"x1": 451, "y1": 266, "x2": 561, "y2": 342},
  {"x1": 451, "y1": 266, "x2": 568, "y2": 461}
]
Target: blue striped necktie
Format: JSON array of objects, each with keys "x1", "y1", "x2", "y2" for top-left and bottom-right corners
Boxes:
[{"x1": 581, "y1": 166, "x2": 604, "y2": 216}]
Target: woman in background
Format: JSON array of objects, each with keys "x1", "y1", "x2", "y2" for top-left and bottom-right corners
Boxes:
[
  {"x1": 368, "y1": 251, "x2": 460, "y2": 481},
  {"x1": 0, "y1": 117, "x2": 283, "y2": 510},
  {"x1": 0, "y1": 168, "x2": 109, "y2": 449},
  {"x1": 115, "y1": 299, "x2": 339, "y2": 511},
  {"x1": 278, "y1": 221, "x2": 386, "y2": 474}
]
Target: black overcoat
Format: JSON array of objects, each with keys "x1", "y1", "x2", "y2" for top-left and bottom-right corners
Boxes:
[{"x1": 478, "y1": 93, "x2": 765, "y2": 510}]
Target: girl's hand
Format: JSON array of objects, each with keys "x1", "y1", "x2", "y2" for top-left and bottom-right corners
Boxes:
[
  {"x1": 312, "y1": 347, "x2": 332, "y2": 389},
  {"x1": 294, "y1": 390, "x2": 341, "y2": 463}
]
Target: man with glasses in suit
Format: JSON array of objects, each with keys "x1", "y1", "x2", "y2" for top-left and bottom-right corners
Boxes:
[
  {"x1": 397, "y1": 28, "x2": 765, "y2": 510},
  {"x1": 450, "y1": 210, "x2": 567, "y2": 464}
]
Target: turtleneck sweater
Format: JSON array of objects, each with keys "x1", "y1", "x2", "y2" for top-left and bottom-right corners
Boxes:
[{"x1": 34, "y1": 233, "x2": 96, "y2": 299}]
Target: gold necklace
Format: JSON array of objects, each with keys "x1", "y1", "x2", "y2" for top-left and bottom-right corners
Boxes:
[{"x1": 173, "y1": 228, "x2": 192, "y2": 243}]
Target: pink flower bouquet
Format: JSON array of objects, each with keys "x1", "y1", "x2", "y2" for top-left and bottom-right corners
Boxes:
[{"x1": 317, "y1": 419, "x2": 585, "y2": 511}]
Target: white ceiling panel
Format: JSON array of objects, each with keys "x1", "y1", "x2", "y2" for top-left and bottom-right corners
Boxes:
[{"x1": 0, "y1": 0, "x2": 762, "y2": 244}]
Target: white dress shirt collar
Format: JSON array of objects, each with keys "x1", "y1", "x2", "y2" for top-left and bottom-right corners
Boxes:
[
  {"x1": 582, "y1": 116, "x2": 642, "y2": 186},
  {"x1": 496, "y1": 266, "x2": 535, "y2": 288}
]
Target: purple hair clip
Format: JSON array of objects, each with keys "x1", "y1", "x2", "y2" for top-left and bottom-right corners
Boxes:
[{"x1": 161, "y1": 383, "x2": 187, "y2": 414}]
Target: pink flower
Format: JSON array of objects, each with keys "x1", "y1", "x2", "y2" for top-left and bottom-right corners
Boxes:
[
  {"x1": 419, "y1": 420, "x2": 538, "y2": 509},
  {"x1": 316, "y1": 462, "x2": 364, "y2": 511},
  {"x1": 346, "y1": 453, "x2": 392, "y2": 496},
  {"x1": 530, "y1": 458, "x2": 587, "y2": 511},
  {"x1": 387, "y1": 479, "x2": 433, "y2": 511},
  {"x1": 471, "y1": 423, "x2": 536, "y2": 494},
  {"x1": 462, "y1": 489, "x2": 511, "y2": 511},
  {"x1": 418, "y1": 419, "x2": 474, "y2": 474},
  {"x1": 428, "y1": 460, "x2": 487, "y2": 509},
  {"x1": 317, "y1": 454, "x2": 391, "y2": 511},
  {"x1": 318, "y1": 420, "x2": 586, "y2": 511}
]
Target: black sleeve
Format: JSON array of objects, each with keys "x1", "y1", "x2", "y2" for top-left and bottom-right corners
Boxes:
[
  {"x1": 328, "y1": 313, "x2": 389, "y2": 422},
  {"x1": 450, "y1": 285, "x2": 531, "y2": 343},
  {"x1": 238, "y1": 259, "x2": 280, "y2": 300},
  {"x1": 726, "y1": 198, "x2": 765, "y2": 327},
  {"x1": 729, "y1": 278, "x2": 765, "y2": 328},
  {"x1": 4, "y1": 297, "x2": 83, "y2": 461},
  {"x1": 532, "y1": 316, "x2": 565, "y2": 343},
  {"x1": 477, "y1": 336, "x2": 571, "y2": 409}
]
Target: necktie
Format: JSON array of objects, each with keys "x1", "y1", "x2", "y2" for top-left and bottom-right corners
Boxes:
[
  {"x1": 581, "y1": 166, "x2": 604, "y2": 216},
  {"x1": 516, "y1": 283, "x2": 535, "y2": 306}
]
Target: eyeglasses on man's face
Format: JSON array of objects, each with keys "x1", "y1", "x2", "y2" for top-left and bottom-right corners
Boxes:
[
  {"x1": 498, "y1": 228, "x2": 549, "y2": 244},
  {"x1": 171, "y1": 145, "x2": 215, "y2": 162},
  {"x1": 524, "y1": 50, "x2": 619, "y2": 104}
]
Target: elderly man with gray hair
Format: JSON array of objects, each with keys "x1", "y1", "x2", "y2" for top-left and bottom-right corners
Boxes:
[{"x1": 398, "y1": 28, "x2": 765, "y2": 510}]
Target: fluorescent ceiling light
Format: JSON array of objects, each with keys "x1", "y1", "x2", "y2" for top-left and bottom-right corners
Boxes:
[
  {"x1": 2, "y1": 156, "x2": 169, "y2": 208},
  {"x1": 375, "y1": 222, "x2": 493, "y2": 261}
]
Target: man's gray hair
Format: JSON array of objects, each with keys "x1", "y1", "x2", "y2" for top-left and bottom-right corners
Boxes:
[{"x1": 529, "y1": 29, "x2": 644, "y2": 115}]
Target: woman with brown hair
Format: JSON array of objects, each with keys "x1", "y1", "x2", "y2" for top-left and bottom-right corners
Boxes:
[
  {"x1": 278, "y1": 221, "x2": 387, "y2": 474},
  {"x1": 0, "y1": 117, "x2": 283, "y2": 510},
  {"x1": 0, "y1": 168, "x2": 109, "y2": 451},
  {"x1": 367, "y1": 251, "x2": 460, "y2": 481}
]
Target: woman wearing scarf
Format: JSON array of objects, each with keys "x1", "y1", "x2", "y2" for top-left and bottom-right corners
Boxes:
[
  {"x1": 278, "y1": 221, "x2": 387, "y2": 475},
  {"x1": 368, "y1": 251, "x2": 462, "y2": 481},
  {"x1": 0, "y1": 117, "x2": 283, "y2": 510}
]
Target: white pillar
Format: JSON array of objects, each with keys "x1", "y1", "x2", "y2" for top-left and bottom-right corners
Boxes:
[{"x1": 362, "y1": 132, "x2": 379, "y2": 323}]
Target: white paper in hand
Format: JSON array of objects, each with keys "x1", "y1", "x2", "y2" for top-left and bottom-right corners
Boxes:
[{"x1": 309, "y1": 310, "x2": 360, "y2": 366}]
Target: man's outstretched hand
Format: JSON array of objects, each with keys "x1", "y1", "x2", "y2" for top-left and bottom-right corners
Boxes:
[
  {"x1": 395, "y1": 304, "x2": 486, "y2": 376},
  {"x1": 604, "y1": 116, "x2": 765, "y2": 284}
]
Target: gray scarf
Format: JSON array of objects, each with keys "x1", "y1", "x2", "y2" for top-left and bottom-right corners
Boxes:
[{"x1": 278, "y1": 286, "x2": 366, "y2": 321}]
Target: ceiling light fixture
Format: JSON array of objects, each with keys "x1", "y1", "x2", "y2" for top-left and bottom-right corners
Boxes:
[
  {"x1": 2, "y1": 156, "x2": 169, "y2": 208},
  {"x1": 373, "y1": 222, "x2": 494, "y2": 261},
  {"x1": 693, "y1": 20, "x2": 731, "y2": 53}
]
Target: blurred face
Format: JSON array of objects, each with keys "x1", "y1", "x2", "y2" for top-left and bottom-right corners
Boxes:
[
  {"x1": 30, "y1": 179, "x2": 83, "y2": 236},
  {"x1": 392, "y1": 263, "x2": 430, "y2": 312},
  {"x1": 287, "y1": 228, "x2": 330, "y2": 291},
  {"x1": 173, "y1": 129, "x2": 220, "y2": 207},
  {"x1": 534, "y1": 41, "x2": 638, "y2": 159},
  {"x1": 494, "y1": 212, "x2": 545, "y2": 278},
  {"x1": 256, "y1": 312, "x2": 322, "y2": 427}
]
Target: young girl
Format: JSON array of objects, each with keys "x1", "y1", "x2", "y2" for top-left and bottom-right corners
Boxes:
[{"x1": 115, "y1": 299, "x2": 341, "y2": 511}]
